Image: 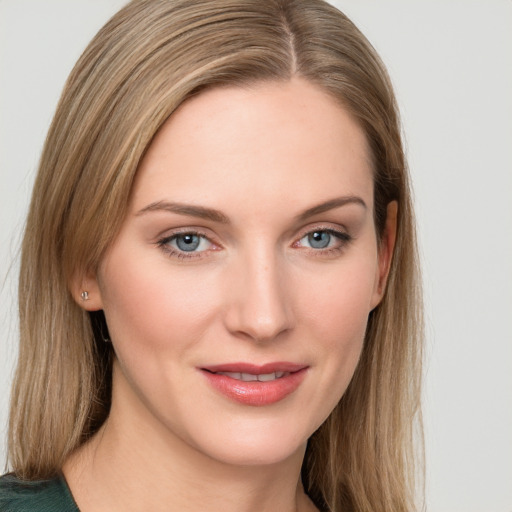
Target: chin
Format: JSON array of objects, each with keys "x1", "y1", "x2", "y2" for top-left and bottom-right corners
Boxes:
[
  {"x1": 183, "y1": 417, "x2": 310, "y2": 468},
  {"x1": 205, "y1": 438, "x2": 306, "y2": 468}
]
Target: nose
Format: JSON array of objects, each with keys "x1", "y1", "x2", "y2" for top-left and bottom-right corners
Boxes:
[{"x1": 223, "y1": 248, "x2": 294, "y2": 343}]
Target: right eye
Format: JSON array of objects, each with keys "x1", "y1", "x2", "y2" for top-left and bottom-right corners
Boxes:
[
  {"x1": 157, "y1": 231, "x2": 214, "y2": 259},
  {"x1": 170, "y1": 233, "x2": 211, "y2": 252}
]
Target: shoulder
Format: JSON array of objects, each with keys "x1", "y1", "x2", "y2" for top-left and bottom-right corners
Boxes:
[{"x1": 0, "y1": 473, "x2": 79, "y2": 512}]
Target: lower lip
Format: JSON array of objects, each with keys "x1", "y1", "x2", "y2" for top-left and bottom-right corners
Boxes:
[{"x1": 201, "y1": 369, "x2": 308, "y2": 406}]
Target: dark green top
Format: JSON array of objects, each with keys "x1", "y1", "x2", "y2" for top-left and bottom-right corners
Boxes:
[{"x1": 0, "y1": 474, "x2": 79, "y2": 512}]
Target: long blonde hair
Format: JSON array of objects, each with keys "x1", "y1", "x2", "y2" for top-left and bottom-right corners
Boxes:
[{"x1": 8, "y1": 1, "x2": 423, "y2": 510}]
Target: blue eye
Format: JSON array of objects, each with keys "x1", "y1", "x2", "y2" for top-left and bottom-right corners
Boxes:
[
  {"x1": 298, "y1": 229, "x2": 350, "y2": 251},
  {"x1": 307, "y1": 231, "x2": 331, "y2": 249},
  {"x1": 161, "y1": 232, "x2": 212, "y2": 254},
  {"x1": 175, "y1": 234, "x2": 201, "y2": 252}
]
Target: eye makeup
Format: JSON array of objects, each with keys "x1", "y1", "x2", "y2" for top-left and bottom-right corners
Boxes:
[
  {"x1": 156, "y1": 224, "x2": 353, "y2": 261},
  {"x1": 292, "y1": 225, "x2": 353, "y2": 259},
  {"x1": 156, "y1": 229, "x2": 218, "y2": 260}
]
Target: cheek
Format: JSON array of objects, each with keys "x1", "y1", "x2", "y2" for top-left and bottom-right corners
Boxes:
[
  {"x1": 296, "y1": 254, "x2": 378, "y2": 339},
  {"x1": 293, "y1": 253, "x2": 378, "y2": 410},
  {"x1": 98, "y1": 254, "x2": 222, "y2": 358}
]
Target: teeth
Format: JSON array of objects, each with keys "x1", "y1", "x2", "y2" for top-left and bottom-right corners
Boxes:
[
  {"x1": 241, "y1": 373, "x2": 258, "y2": 382},
  {"x1": 216, "y1": 371, "x2": 289, "y2": 382},
  {"x1": 257, "y1": 373, "x2": 276, "y2": 382},
  {"x1": 218, "y1": 372, "x2": 242, "y2": 379}
]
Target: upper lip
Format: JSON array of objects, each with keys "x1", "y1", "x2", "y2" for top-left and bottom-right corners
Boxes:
[{"x1": 201, "y1": 362, "x2": 307, "y2": 374}]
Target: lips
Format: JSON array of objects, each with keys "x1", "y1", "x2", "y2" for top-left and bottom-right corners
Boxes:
[{"x1": 200, "y1": 362, "x2": 308, "y2": 406}]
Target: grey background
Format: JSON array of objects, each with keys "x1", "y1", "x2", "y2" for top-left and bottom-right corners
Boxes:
[{"x1": 1, "y1": 1, "x2": 511, "y2": 511}]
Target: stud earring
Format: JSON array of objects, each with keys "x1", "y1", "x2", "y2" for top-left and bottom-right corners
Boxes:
[{"x1": 81, "y1": 291, "x2": 89, "y2": 301}]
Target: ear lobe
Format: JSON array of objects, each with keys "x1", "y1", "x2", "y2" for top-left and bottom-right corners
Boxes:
[
  {"x1": 70, "y1": 269, "x2": 104, "y2": 311},
  {"x1": 370, "y1": 201, "x2": 398, "y2": 309}
]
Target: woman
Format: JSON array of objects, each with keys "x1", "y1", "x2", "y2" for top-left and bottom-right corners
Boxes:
[{"x1": 1, "y1": 0, "x2": 423, "y2": 511}]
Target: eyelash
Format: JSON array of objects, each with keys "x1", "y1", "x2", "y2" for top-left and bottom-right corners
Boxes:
[
  {"x1": 295, "y1": 227, "x2": 353, "y2": 258},
  {"x1": 156, "y1": 227, "x2": 353, "y2": 260},
  {"x1": 157, "y1": 229, "x2": 213, "y2": 260}
]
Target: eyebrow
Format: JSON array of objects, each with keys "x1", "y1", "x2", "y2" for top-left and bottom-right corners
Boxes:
[
  {"x1": 136, "y1": 201, "x2": 230, "y2": 223},
  {"x1": 295, "y1": 196, "x2": 367, "y2": 222},
  {"x1": 136, "y1": 196, "x2": 366, "y2": 224}
]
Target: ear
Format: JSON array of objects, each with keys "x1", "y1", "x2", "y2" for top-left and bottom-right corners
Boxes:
[
  {"x1": 370, "y1": 201, "x2": 398, "y2": 309},
  {"x1": 70, "y1": 268, "x2": 104, "y2": 312}
]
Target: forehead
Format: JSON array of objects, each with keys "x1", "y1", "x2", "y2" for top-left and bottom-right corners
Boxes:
[{"x1": 131, "y1": 78, "x2": 373, "y2": 216}]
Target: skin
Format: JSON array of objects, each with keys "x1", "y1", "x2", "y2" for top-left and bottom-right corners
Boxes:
[{"x1": 66, "y1": 77, "x2": 397, "y2": 512}]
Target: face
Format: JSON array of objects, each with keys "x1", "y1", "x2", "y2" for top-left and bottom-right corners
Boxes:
[{"x1": 81, "y1": 78, "x2": 394, "y2": 467}]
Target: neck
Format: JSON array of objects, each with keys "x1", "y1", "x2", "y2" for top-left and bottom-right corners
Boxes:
[{"x1": 64, "y1": 363, "x2": 317, "y2": 512}]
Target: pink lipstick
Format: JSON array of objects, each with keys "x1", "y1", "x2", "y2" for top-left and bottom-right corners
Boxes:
[{"x1": 200, "y1": 362, "x2": 308, "y2": 406}]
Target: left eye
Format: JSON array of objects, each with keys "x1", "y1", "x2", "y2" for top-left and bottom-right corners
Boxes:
[
  {"x1": 298, "y1": 230, "x2": 345, "y2": 249},
  {"x1": 167, "y1": 233, "x2": 212, "y2": 252}
]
